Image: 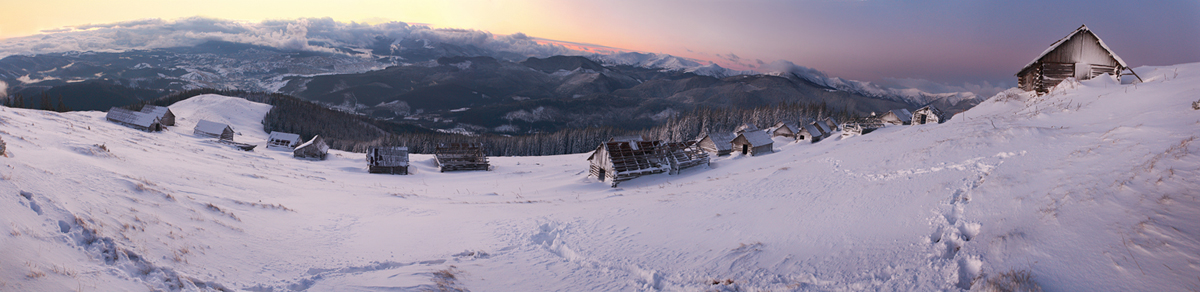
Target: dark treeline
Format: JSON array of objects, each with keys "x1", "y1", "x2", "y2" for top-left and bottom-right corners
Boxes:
[
  {"x1": 126, "y1": 89, "x2": 857, "y2": 156},
  {"x1": 2, "y1": 93, "x2": 70, "y2": 112}
]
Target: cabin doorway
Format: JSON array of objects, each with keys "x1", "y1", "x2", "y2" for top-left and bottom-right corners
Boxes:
[
  {"x1": 742, "y1": 144, "x2": 749, "y2": 155},
  {"x1": 918, "y1": 114, "x2": 927, "y2": 124},
  {"x1": 597, "y1": 168, "x2": 606, "y2": 181}
]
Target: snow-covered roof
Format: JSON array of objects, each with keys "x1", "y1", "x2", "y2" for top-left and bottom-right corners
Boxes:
[
  {"x1": 609, "y1": 135, "x2": 644, "y2": 142},
  {"x1": 1020, "y1": 24, "x2": 1129, "y2": 72},
  {"x1": 774, "y1": 121, "x2": 799, "y2": 133},
  {"x1": 735, "y1": 123, "x2": 759, "y2": 133},
  {"x1": 194, "y1": 119, "x2": 231, "y2": 135},
  {"x1": 106, "y1": 107, "x2": 160, "y2": 128},
  {"x1": 295, "y1": 135, "x2": 328, "y2": 152},
  {"x1": 268, "y1": 132, "x2": 301, "y2": 143},
  {"x1": 738, "y1": 131, "x2": 773, "y2": 146},
  {"x1": 139, "y1": 105, "x2": 171, "y2": 118},
  {"x1": 802, "y1": 124, "x2": 822, "y2": 136},
  {"x1": 702, "y1": 132, "x2": 736, "y2": 151},
  {"x1": 889, "y1": 109, "x2": 913, "y2": 121}
]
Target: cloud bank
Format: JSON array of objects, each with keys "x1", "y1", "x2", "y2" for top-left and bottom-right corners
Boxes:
[{"x1": 0, "y1": 17, "x2": 581, "y2": 60}]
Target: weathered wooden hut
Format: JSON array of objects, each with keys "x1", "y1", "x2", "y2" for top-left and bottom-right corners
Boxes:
[
  {"x1": 912, "y1": 106, "x2": 946, "y2": 125},
  {"x1": 588, "y1": 140, "x2": 668, "y2": 187},
  {"x1": 821, "y1": 117, "x2": 839, "y2": 132},
  {"x1": 662, "y1": 141, "x2": 709, "y2": 174},
  {"x1": 731, "y1": 130, "x2": 773, "y2": 156},
  {"x1": 194, "y1": 120, "x2": 234, "y2": 140},
  {"x1": 879, "y1": 109, "x2": 913, "y2": 125},
  {"x1": 734, "y1": 123, "x2": 760, "y2": 135},
  {"x1": 106, "y1": 107, "x2": 162, "y2": 132},
  {"x1": 771, "y1": 121, "x2": 801, "y2": 139},
  {"x1": 293, "y1": 135, "x2": 329, "y2": 160},
  {"x1": 266, "y1": 131, "x2": 302, "y2": 150},
  {"x1": 434, "y1": 143, "x2": 489, "y2": 172},
  {"x1": 1017, "y1": 25, "x2": 1140, "y2": 94},
  {"x1": 367, "y1": 146, "x2": 409, "y2": 174},
  {"x1": 139, "y1": 105, "x2": 175, "y2": 126},
  {"x1": 696, "y1": 131, "x2": 735, "y2": 156},
  {"x1": 798, "y1": 120, "x2": 835, "y2": 143}
]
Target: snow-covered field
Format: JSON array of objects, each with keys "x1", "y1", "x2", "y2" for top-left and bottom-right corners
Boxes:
[{"x1": 2, "y1": 64, "x2": 1199, "y2": 291}]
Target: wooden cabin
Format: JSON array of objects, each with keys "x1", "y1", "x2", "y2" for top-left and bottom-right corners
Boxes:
[
  {"x1": 662, "y1": 141, "x2": 710, "y2": 174},
  {"x1": 367, "y1": 146, "x2": 409, "y2": 174},
  {"x1": 696, "y1": 131, "x2": 735, "y2": 156},
  {"x1": 912, "y1": 106, "x2": 946, "y2": 125},
  {"x1": 821, "y1": 117, "x2": 839, "y2": 132},
  {"x1": 1017, "y1": 25, "x2": 1137, "y2": 94},
  {"x1": 879, "y1": 109, "x2": 913, "y2": 125},
  {"x1": 434, "y1": 143, "x2": 489, "y2": 172},
  {"x1": 734, "y1": 123, "x2": 759, "y2": 135},
  {"x1": 266, "y1": 131, "x2": 302, "y2": 150},
  {"x1": 106, "y1": 107, "x2": 162, "y2": 132},
  {"x1": 771, "y1": 121, "x2": 801, "y2": 139},
  {"x1": 139, "y1": 105, "x2": 175, "y2": 126},
  {"x1": 588, "y1": 140, "x2": 668, "y2": 187},
  {"x1": 731, "y1": 131, "x2": 773, "y2": 156},
  {"x1": 194, "y1": 120, "x2": 234, "y2": 140},
  {"x1": 293, "y1": 135, "x2": 329, "y2": 160},
  {"x1": 798, "y1": 121, "x2": 834, "y2": 143}
]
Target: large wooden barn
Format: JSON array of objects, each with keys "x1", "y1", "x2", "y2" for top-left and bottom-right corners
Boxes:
[
  {"x1": 696, "y1": 131, "x2": 735, "y2": 156},
  {"x1": 434, "y1": 143, "x2": 490, "y2": 172},
  {"x1": 1017, "y1": 25, "x2": 1139, "y2": 94},
  {"x1": 293, "y1": 135, "x2": 329, "y2": 160},
  {"x1": 588, "y1": 140, "x2": 669, "y2": 187},
  {"x1": 367, "y1": 146, "x2": 410, "y2": 174},
  {"x1": 731, "y1": 130, "x2": 773, "y2": 156},
  {"x1": 106, "y1": 107, "x2": 163, "y2": 132},
  {"x1": 194, "y1": 120, "x2": 234, "y2": 140},
  {"x1": 139, "y1": 105, "x2": 175, "y2": 126}
]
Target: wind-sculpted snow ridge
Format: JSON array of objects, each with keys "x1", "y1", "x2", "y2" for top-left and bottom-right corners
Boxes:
[{"x1": 2, "y1": 63, "x2": 1199, "y2": 290}]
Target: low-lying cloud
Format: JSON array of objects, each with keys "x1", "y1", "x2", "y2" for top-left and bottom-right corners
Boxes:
[{"x1": 0, "y1": 17, "x2": 581, "y2": 59}]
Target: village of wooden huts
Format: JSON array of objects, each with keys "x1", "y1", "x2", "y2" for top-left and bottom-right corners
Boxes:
[
  {"x1": 587, "y1": 135, "x2": 709, "y2": 187},
  {"x1": 879, "y1": 109, "x2": 913, "y2": 126},
  {"x1": 367, "y1": 146, "x2": 410, "y2": 174},
  {"x1": 911, "y1": 106, "x2": 947, "y2": 125},
  {"x1": 434, "y1": 143, "x2": 490, "y2": 172},
  {"x1": 106, "y1": 107, "x2": 164, "y2": 132},
  {"x1": 293, "y1": 135, "x2": 329, "y2": 160},
  {"x1": 194, "y1": 120, "x2": 235, "y2": 140},
  {"x1": 139, "y1": 105, "x2": 175, "y2": 126},
  {"x1": 1017, "y1": 24, "x2": 1140, "y2": 94},
  {"x1": 266, "y1": 131, "x2": 302, "y2": 150}
]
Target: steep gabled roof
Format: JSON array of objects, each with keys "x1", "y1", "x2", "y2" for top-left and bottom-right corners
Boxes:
[
  {"x1": 700, "y1": 131, "x2": 736, "y2": 151},
  {"x1": 1020, "y1": 24, "x2": 1128, "y2": 73},
  {"x1": 295, "y1": 135, "x2": 328, "y2": 152},
  {"x1": 737, "y1": 131, "x2": 773, "y2": 146},
  {"x1": 889, "y1": 109, "x2": 913, "y2": 122},
  {"x1": 140, "y1": 105, "x2": 172, "y2": 118},
  {"x1": 774, "y1": 121, "x2": 799, "y2": 133}
]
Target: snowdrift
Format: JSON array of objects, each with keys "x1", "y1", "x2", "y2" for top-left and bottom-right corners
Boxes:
[{"x1": 1, "y1": 65, "x2": 1198, "y2": 291}]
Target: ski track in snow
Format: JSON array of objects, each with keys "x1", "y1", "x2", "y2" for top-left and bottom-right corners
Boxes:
[{"x1": 2, "y1": 65, "x2": 1200, "y2": 291}]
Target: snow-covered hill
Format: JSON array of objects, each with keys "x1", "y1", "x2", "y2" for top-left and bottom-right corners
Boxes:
[{"x1": 2, "y1": 63, "x2": 1199, "y2": 291}]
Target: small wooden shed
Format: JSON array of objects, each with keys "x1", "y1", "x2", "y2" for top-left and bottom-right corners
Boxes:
[
  {"x1": 194, "y1": 120, "x2": 234, "y2": 140},
  {"x1": 731, "y1": 131, "x2": 773, "y2": 156},
  {"x1": 696, "y1": 131, "x2": 735, "y2": 156},
  {"x1": 266, "y1": 131, "x2": 302, "y2": 150},
  {"x1": 1017, "y1": 25, "x2": 1139, "y2": 94},
  {"x1": 912, "y1": 106, "x2": 946, "y2": 125},
  {"x1": 771, "y1": 121, "x2": 801, "y2": 139},
  {"x1": 139, "y1": 105, "x2": 175, "y2": 126},
  {"x1": 293, "y1": 135, "x2": 329, "y2": 160},
  {"x1": 367, "y1": 146, "x2": 409, "y2": 174},
  {"x1": 106, "y1": 107, "x2": 162, "y2": 132},
  {"x1": 879, "y1": 109, "x2": 913, "y2": 125},
  {"x1": 588, "y1": 140, "x2": 668, "y2": 187},
  {"x1": 434, "y1": 143, "x2": 489, "y2": 172},
  {"x1": 798, "y1": 121, "x2": 834, "y2": 143}
]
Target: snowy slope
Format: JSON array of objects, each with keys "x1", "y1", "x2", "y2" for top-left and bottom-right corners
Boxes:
[{"x1": 1, "y1": 65, "x2": 1199, "y2": 291}]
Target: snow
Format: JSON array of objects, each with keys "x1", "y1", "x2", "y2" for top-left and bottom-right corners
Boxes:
[{"x1": 2, "y1": 64, "x2": 1200, "y2": 291}]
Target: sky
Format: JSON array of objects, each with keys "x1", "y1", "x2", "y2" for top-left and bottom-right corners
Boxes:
[{"x1": 1, "y1": 0, "x2": 1198, "y2": 91}]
